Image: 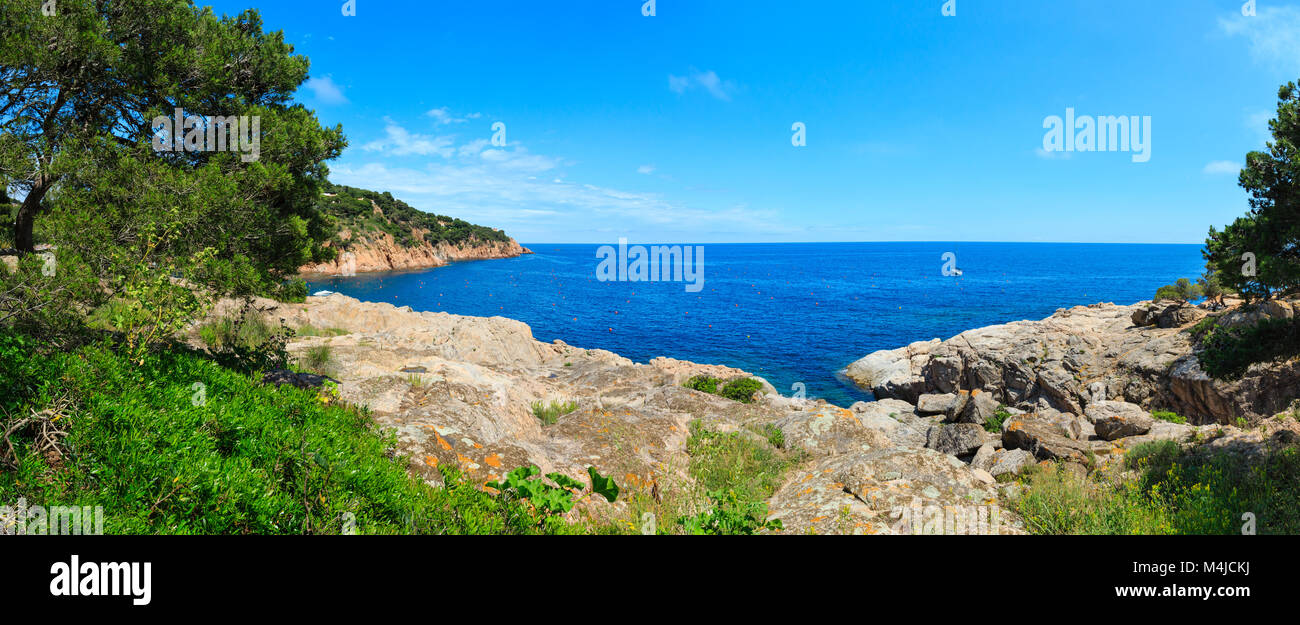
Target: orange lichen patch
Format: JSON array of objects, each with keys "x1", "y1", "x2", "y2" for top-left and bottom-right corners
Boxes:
[
  {"x1": 625, "y1": 473, "x2": 642, "y2": 488},
  {"x1": 473, "y1": 442, "x2": 483, "y2": 449},
  {"x1": 830, "y1": 482, "x2": 844, "y2": 489},
  {"x1": 457, "y1": 453, "x2": 472, "y2": 465},
  {"x1": 822, "y1": 468, "x2": 833, "y2": 473},
  {"x1": 810, "y1": 516, "x2": 828, "y2": 523},
  {"x1": 1006, "y1": 420, "x2": 1024, "y2": 432},
  {"x1": 799, "y1": 487, "x2": 815, "y2": 496},
  {"x1": 424, "y1": 455, "x2": 439, "y2": 467},
  {"x1": 484, "y1": 453, "x2": 503, "y2": 468},
  {"x1": 435, "y1": 434, "x2": 453, "y2": 451},
  {"x1": 971, "y1": 389, "x2": 982, "y2": 397}
]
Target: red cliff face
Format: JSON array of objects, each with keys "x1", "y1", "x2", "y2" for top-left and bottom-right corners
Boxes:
[{"x1": 299, "y1": 231, "x2": 531, "y2": 275}]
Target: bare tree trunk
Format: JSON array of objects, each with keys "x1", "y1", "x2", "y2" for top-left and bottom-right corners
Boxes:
[{"x1": 13, "y1": 177, "x2": 49, "y2": 254}]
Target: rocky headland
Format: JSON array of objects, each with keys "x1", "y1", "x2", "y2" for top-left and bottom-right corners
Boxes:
[
  {"x1": 231, "y1": 295, "x2": 1300, "y2": 535},
  {"x1": 298, "y1": 233, "x2": 530, "y2": 275}
]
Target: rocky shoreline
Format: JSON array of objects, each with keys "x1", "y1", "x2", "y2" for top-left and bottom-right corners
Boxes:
[
  {"x1": 297, "y1": 236, "x2": 531, "y2": 275},
  {"x1": 241, "y1": 294, "x2": 1300, "y2": 534}
]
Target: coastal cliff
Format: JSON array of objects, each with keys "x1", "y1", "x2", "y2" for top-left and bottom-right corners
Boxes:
[
  {"x1": 299, "y1": 183, "x2": 529, "y2": 275},
  {"x1": 298, "y1": 232, "x2": 530, "y2": 275}
]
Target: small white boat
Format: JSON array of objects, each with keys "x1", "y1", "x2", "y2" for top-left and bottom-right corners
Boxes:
[{"x1": 312, "y1": 290, "x2": 337, "y2": 297}]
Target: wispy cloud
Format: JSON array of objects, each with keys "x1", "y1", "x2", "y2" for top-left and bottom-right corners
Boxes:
[
  {"x1": 425, "y1": 107, "x2": 481, "y2": 125},
  {"x1": 304, "y1": 76, "x2": 348, "y2": 105},
  {"x1": 362, "y1": 119, "x2": 454, "y2": 157},
  {"x1": 668, "y1": 69, "x2": 736, "y2": 101},
  {"x1": 334, "y1": 118, "x2": 783, "y2": 240},
  {"x1": 636, "y1": 164, "x2": 656, "y2": 175},
  {"x1": 1220, "y1": 6, "x2": 1300, "y2": 71},
  {"x1": 1203, "y1": 160, "x2": 1241, "y2": 175}
]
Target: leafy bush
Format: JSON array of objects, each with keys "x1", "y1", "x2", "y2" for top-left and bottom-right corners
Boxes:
[
  {"x1": 299, "y1": 344, "x2": 333, "y2": 374},
  {"x1": 196, "y1": 302, "x2": 293, "y2": 373},
  {"x1": 1151, "y1": 410, "x2": 1188, "y2": 424},
  {"x1": 677, "y1": 489, "x2": 783, "y2": 535},
  {"x1": 683, "y1": 375, "x2": 720, "y2": 394},
  {"x1": 1198, "y1": 317, "x2": 1300, "y2": 380},
  {"x1": 0, "y1": 336, "x2": 588, "y2": 534},
  {"x1": 720, "y1": 378, "x2": 764, "y2": 403},
  {"x1": 487, "y1": 465, "x2": 618, "y2": 518},
  {"x1": 986, "y1": 406, "x2": 1012, "y2": 433},
  {"x1": 1153, "y1": 277, "x2": 1202, "y2": 302}
]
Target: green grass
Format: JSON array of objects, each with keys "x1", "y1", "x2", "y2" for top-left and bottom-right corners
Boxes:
[
  {"x1": 294, "y1": 324, "x2": 350, "y2": 338},
  {"x1": 196, "y1": 312, "x2": 278, "y2": 351},
  {"x1": 0, "y1": 334, "x2": 588, "y2": 534},
  {"x1": 681, "y1": 421, "x2": 800, "y2": 534},
  {"x1": 1013, "y1": 444, "x2": 1300, "y2": 535},
  {"x1": 530, "y1": 399, "x2": 578, "y2": 425},
  {"x1": 1151, "y1": 410, "x2": 1188, "y2": 424},
  {"x1": 298, "y1": 344, "x2": 333, "y2": 374}
]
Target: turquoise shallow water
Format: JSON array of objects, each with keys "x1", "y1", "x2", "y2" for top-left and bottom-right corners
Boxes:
[{"x1": 307, "y1": 242, "x2": 1205, "y2": 406}]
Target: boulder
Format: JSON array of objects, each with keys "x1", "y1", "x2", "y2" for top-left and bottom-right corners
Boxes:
[
  {"x1": 844, "y1": 339, "x2": 939, "y2": 403},
  {"x1": 1001, "y1": 415, "x2": 1090, "y2": 463},
  {"x1": 775, "y1": 405, "x2": 894, "y2": 457},
  {"x1": 916, "y1": 393, "x2": 957, "y2": 416},
  {"x1": 989, "y1": 449, "x2": 1036, "y2": 478},
  {"x1": 1157, "y1": 304, "x2": 1205, "y2": 329},
  {"x1": 926, "y1": 423, "x2": 987, "y2": 457},
  {"x1": 958, "y1": 392, "x2": 1001, "y2": 426},
  {"x1": 971, "y1": 444, "x2": 997, "y2": 472}
]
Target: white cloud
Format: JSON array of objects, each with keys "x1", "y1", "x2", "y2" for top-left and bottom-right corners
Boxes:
[
  {"x1": 1220, "y1": 6, "x2": 1300, "y2": 70},
  {"x1": 425, "y1": 107, "x2": 481, "y2": 125},
  {"x1": 304, "y1": 76, "x2": 348, "y2": 105},
  {"x1": 1203, "y1": 160, "x2": 1241, "y2": 175},
  {"x1": 668, "y1": 69, "x2": 736, "y2": 101},
  {"x1": 637, "y1": 164, "x2": 656, "y2": 175},
  {"x1": 362, "y1": 120, "x2": 454, "y2": 157}
]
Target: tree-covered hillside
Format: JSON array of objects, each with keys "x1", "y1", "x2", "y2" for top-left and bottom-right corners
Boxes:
[{"x1": 318, "y1": 183, "x2": 510, "y2": 250}]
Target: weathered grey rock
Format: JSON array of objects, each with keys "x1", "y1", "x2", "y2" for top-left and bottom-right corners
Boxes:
[
  {"x1": 1002, "y1": 415, "x2": 1090, "y2": 463},
  {"x1": 971, "y1": 444, "x2": 997, "y2": 471},
  {"x1": 989, "y1": 448, "x2": 1036, "y2": 477},
  {"x1": 1094, "y1": 414, "x2": 1155, "y2": 441},
  {"x1": 959, "y1": 392, "x2": 1001, "y2": 426},
  {"x1": 926, "y1": 423, "x2": 987, "y2": 457},
  {"x1": 775, "y1": 405, "x2": 894, "y2": 456},
  {"x1": 1157, "y1": 304, "x2": 1206, "y2": 329},
  {"x1": 1084, "y1": 400, "x2": 1149, "y2": 424},
  {"x1": 916, "y1": 393, "x2": 957, "y2": 416},
  {"x1": 852, "y1": 399, "x2": 931, "y2": 448},
  {"x1": 846, "y1": 300, "x2": 1300, "y2": 425},
  {"x1": 843, "y1": 339, "x2": 940, "y2": 403}
]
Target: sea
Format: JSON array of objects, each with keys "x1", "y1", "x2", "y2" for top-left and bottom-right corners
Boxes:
[{"x1": 306, "y1": 242, "x2": 1205, "y2": 407}]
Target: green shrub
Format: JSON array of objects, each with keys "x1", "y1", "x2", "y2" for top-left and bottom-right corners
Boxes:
[
  {"x1": 0, "y1": 336, "x2": 586, "y2": 534},
  {"x1": 1199, "y1": 317, "x2": 1300, "y2": 380},
  {"x1": 683, "y1": 375, "x2": 720, "y2": 395},
  {"x1": 274, "y1": 278, "x2": 309, "y2": 303},
  {"x1": 719, "y1": 378, "x2": 764, "y2": 403},
  {"x1": 677, "y1": 489, "x2": 783, "y2": 535},
  {"x1": 1151, "y1": 410, "x2": 1188, "y2": 424},
  {"x1": 986, "y1": 406, "x2": 1012, "y2": 433},
  {"x1": 1125, "y1": 440, "x2": 1180, "y2": 472}
]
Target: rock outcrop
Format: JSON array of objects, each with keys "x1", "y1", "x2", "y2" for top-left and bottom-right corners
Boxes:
[
  {"x1": 299, "y1": 233, "x2": 530, "y2": 275},
  {"x1": 845, "y1": 301, "x2": 1300, "y2": 425},
  {"x1": 213, "y1": 294, "x2": 1025, "y2": 534}
]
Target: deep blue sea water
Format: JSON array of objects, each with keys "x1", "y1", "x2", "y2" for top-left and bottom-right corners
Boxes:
[{"x1": 306, "y1": 242, "x2": 1204, "y2": 406}]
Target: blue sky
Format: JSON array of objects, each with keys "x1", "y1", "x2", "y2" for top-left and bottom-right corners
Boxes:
[{"x1": 205, "y1": 0, "x2": 1300, "y2": 244}]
